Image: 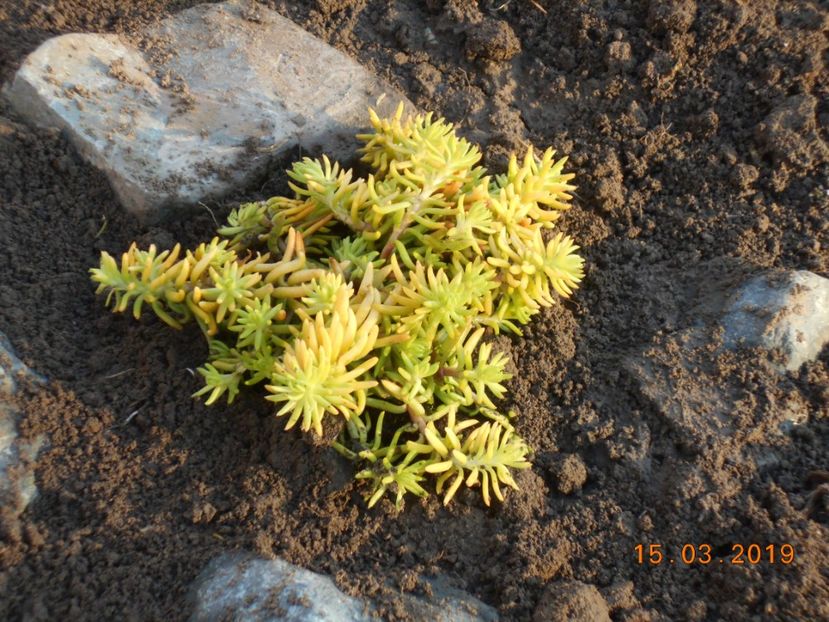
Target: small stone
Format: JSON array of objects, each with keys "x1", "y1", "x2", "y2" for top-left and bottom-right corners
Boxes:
[
  {"x1": 533, "y1": 581, "x2": 611, "y2": 622},
  {"x1": 552, "y1": 454, "x2": 588, "y2": 495},
  {"x1": 720, "y1": 271, "x2": 829, "y2": 371}
]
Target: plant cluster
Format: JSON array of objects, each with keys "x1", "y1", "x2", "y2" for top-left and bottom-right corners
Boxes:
[{"x1": 91, "y1": 105, "x2": 585, "y2": 508}]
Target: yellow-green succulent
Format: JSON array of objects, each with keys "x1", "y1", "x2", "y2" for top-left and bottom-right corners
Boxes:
[{"x1": 90, "y1": 104, "x2": 585, "y2": 509}]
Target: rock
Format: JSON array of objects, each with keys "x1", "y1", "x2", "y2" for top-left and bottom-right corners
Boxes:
[
  {"x1": 189, "y1": 552, "x2": 373, "y2": 621},
  {"x1": 533, "y1": 580, "x2": 611, "y2": 622},
  {"x1": 3, "y1": 0, "x2": 413, "y2": 222},
  {"x1": 720, "y1": 271, "x2": 829, "y2": 372},
  {"x1": 190, "y1": 553, "x2": 499, "y2": 622},
  {"x1": 0, "y1": 332, "x2": 46, "y2": 541}
]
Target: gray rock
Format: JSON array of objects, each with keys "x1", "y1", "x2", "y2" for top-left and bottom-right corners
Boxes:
[
  {"x1": 189, "y1": 553, "x2": 499, "y2": 622},
  {"x1": 189, "y1": 552, "x2": 373, "y2": 621},
  {"x1": 721, "y1": 270, "x2": 829, "y2": 372},
  {"x1": 3, "y1": 0, "x2": 412, "y2": 222},
  {"x1": 0, "y1": 333, "x2": 46, "y2": 539}
]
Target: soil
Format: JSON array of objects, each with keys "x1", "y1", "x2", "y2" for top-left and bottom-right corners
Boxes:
[{"x1": 1, "y1": 1, "x2": 828, "y2": 621}]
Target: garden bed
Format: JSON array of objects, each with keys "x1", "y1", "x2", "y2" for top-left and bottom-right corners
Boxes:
[{"x1": 0, "y1": 1, "x2": 827, "y2": 620}]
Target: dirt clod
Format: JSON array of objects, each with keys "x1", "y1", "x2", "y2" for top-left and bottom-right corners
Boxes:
[
  {"x1": 551, "y1": 453, "x2": 588, "y2": 495},
  {"x1": 464, "y1": 18, "x2": 520, "y2": 62},
  {"x1": 533, "y1": 580, "x2": 611, "y2": 622}
]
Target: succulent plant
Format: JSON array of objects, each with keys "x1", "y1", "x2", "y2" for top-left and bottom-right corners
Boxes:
[{"x1": 91, "y1": 104, "x2": 585, "y2": 509}]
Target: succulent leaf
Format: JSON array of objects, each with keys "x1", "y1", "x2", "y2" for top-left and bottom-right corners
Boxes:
[{"x1": 92, "y1": 105, "x2": 585, "y2": 509}]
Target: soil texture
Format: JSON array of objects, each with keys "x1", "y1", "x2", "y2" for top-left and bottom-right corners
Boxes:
[{"x1": 0, "y1": 1, "x2": 827, "y2": 620}]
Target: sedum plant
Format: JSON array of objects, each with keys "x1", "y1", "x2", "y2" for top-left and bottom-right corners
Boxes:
[{"x1": 91, "y1": 105, "x2": 585, "y2": 509}]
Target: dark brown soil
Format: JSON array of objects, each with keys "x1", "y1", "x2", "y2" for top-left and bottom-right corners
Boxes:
[{"x1": 1, "y1": 1, "x2": 827, "y2": 620}]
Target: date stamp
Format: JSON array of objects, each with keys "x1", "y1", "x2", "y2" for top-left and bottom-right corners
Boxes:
[{"x1": 634, "y1": 543, "x2": 796, "y2": 566}]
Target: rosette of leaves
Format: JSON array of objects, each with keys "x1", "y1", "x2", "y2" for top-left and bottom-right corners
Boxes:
[{"x1": 91, "y1": 104, "x2": 585, "y2": 509}]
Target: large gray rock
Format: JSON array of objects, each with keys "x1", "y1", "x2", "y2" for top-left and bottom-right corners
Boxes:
[
  {"x1": 720, "y1": 270, "x2": 829, "y2": 372},
  {"x1": 190, "y1": 553, "x2": 373, "y2": 621},
  {"x1": 3, "y1": 0, "x2": 412, "y2": 222},
  {"x1": 189, "y1": 553, "x2": 500, "y2": 622},
  {"x1": 0, "y1": 333, "x2": 46, "y2": 541}
]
